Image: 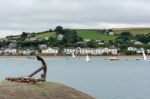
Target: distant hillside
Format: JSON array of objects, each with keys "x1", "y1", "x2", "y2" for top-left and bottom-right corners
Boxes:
[
  {"x1": 113, "y1": 28, "x2": 150, "y2": 35},
  {"x1": 76, "y1": 28, "x2": 150, "y2": 40},
  {"x1": 35, "y1": 31, "x2": 56, "y2": 38},
  {"x1": 76, "y1": 29, "x2": 116, "y2": 41},
  {"x1": 4, "y1": 28, "x2": 150, "y2": 41}
]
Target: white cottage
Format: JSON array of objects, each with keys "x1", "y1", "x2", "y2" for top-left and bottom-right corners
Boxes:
[
  {"x1": 4, "y1": 48, "x2": 17, "y2": 55},
  {"x1": 42, "y1": 47, "x2": 59, "y2": 55},
  {"x1": 147, "y1": 49, "x2": 150, "y2": 54},
  {"x1": 18, "y1": 49, "x2": 36, "y2": 55},
  {"x1": 64, "y1": 48, "x2": 76, "y2": 55},
  {"x1": 127, "y1": 47, "x2": 137, "y2": 51}
]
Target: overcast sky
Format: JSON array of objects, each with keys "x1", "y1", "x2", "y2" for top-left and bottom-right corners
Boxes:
[{"x1": 0, "y1": 0, "x2": 150, "y2": 37}]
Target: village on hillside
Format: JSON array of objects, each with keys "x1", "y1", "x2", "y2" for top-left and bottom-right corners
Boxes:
[{"x1": 0, "y1": 26, "x2": 150, "y2": 56}]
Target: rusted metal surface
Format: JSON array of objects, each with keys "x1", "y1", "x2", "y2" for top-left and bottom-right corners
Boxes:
[
  {"x1": 5, "y1": 56, "x2": 47, "y2": 83},
  {"x1": 29, "y1": 56, "x2": 47, "y2": 80},
  {"x1": 5, "y1": 77, "x2": 45, "y2": 83}
]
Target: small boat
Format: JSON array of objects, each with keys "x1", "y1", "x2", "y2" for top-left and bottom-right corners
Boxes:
[
  {"x1": 141, "y1": 48, "x2": 150, "y2": 61},
  {"x1": 72, "y1": 52, "x2": 75, "y2": 59},
  {"x1": 135, "y1": 58, "x2": 141, "y2": 60},
  {"x1": 109, "y1": 57, "x2": 119, "y2": 61},
  {"x1": 86, "y1": 55, "x2": 90, "y2": 62},
  {"x1": 27, "y1": 56, "x2": 35, "y2": 59}
]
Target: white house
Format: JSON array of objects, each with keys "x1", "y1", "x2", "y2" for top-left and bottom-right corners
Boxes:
[
  {"x1": 57, "y1": 34, "x2": 64, "y2": 40},
  {"x1": 18, "y1": 49, "x2": 36, "y2": 55},
  {"x1": 134, "y1": 41, "x2": 143, "y2": 45},
  {"x1": 4, "y1": 48, "x2": 17, "y2": 55},
  {"x1": 64, "y1": 48, "x2": 76, "y2": 55},
  {"x1": 38, "y1": 44, "x2": 48, "y2": 50},
  {"x1": 9, "y1": 42, "x2": 17, "y2": 48},
  {"x1": 147, "y1": 49, "x2": 150, "y2": 54},
  {"x1": 136, "y1": 48, "x2": 142, "y2": 54},
  {"x1": 108, "y1": 31, "x2": 114, "y2": 35},
  {"x1": 127, "y1": 47, "x2": 143, "y2": 54},
  {"x1": 83, "y1": 39, "x2": 91, "y2": 42},
  {"x1": 44, "y1": 37, "x2": 49, "y2": 40},
  {"x1": 29, "y1": 37, "x2": 37, "y2": 41},
  {"x1": 95, "y1": 40, "x2": 104, "y2": 45},
  {"x1": 42, "y1": 47, "x2": 59, "y2": 55},
  {"x1": 109, "y1": 47, "x2": 118, "y2": 55},
  {"x1": 127, "y1": 47, "x2": 137, "y2": 51}
]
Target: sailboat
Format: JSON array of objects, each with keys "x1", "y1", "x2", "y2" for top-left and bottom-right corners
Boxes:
[
  {"x1": 72, "y1": 52, "x2": 75, "y2": 59},
  {"x1": 86, "y1": 55, "x2": 90, "y2": 62},
  {"x1": 141, "y1": 48, "x2": 150, "y2": 61}
]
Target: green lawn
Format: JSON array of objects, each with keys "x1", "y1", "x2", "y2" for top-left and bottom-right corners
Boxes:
[
  {"x1": 113, "y1": 28, "x2": 150, "y2": 35},
  {"x1": 76, "y1": 29, "x2": 116, "y2": 41},
  {"x1": 35, "y1": 32, "x2": 56, "y2": 38}
]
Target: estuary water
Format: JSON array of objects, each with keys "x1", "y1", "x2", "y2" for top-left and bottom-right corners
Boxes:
[{"x1": 0, "y1": 58, "x2": 150, "y2": 99}]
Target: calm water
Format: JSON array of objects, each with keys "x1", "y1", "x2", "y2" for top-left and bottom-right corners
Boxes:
[{"x1": 0, "y1": 58, "x2": 150, "y2": 99}]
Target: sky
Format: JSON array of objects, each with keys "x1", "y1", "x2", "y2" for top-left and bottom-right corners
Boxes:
[{"x1": 0, "y1": 0, "x2": 150, "y2": 37}]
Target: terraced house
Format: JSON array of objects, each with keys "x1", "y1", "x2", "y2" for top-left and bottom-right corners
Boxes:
[{"x1": 64, "y1": 47, "x2": 118, "y2": 55}]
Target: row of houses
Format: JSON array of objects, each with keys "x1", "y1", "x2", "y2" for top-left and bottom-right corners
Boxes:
[
  {"x1": 64, "y1": 47, "x2": 118, "y2": 55},
  {"x1": 4, "y1": 46, "x2": 150, "y2": 55},
  {"x1": 127, "y1": 47, "x2": 150, "y2": 54},
  {"x1": 0, "y1": 47, "x2": 118, "y2": 55},
  {"x1": 0, "y1": 49, "x2": 38, "y2": 55}
]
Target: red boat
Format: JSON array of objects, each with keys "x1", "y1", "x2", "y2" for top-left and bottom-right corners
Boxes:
[{"x1": 109, "y1": 57, "x2": 120, "y2": 61}]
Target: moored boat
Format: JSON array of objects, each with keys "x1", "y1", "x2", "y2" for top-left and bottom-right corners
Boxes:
[{"x1": 109, "y1": 57, "x2": 120, "y2": 61}]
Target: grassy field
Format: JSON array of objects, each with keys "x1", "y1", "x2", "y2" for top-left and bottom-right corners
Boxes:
[
  {"x1": 7, "y1": 28, "x2": 150, "y2": 41},
  {"x1": 76, "y1": 29, "x2": 116, "y2": 41},
  {"x1": 35, "y1": 32, "x2": 56, "y2": 38},
  {"x1": 113, "y1": 28, "x2": 150, "y2": 35}
]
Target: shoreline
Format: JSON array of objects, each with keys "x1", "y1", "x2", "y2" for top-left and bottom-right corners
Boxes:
[{"x1": 0, "y1": 55, "x2": 147, "y2": 59}]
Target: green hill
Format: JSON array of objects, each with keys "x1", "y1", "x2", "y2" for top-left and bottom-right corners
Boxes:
[
  {"x1": 35, "y1": 30, "x2": 116, "y2": 41},
  {"x1": 76, "y1": 29, "x2": 116, "y2": 41},
  {"x1": 113, "y1": 28, "x2": 150, "y2": 35},
  {"x1": 5, "y1": 28, "x2": 150, "y2": 41},
  {"x1": 35, "y1": 32, "x2": 56, "y2": 38}
]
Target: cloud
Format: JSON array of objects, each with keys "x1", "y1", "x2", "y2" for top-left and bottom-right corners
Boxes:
[{"x1": 0, "y1": 0, "x2": 150, "y2": 37}]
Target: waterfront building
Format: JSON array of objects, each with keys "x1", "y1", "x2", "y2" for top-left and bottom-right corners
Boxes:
[
  {"x1": 41, "y1": 47, "x2": 59, "y2": 55},
  {"x1": 18, "y1": 49, "x2": 36, "y2": 55},
  {"x1": 4, "y1": 48, "x2": 17, "y2": 55},
  {"x1": 64, "y1": 47, "x2": 118, "y2": 55}
]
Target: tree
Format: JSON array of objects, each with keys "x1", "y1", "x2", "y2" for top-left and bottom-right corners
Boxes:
[
  {"x1": 108, "y1": 40, "x2": 115, "y2": 45},
  {"x1": 116, "y1": 35, "x2": 131, "y2": 44},
  {"x1": 21, "y1": 32, "x2": 27, "y2": 38},
  {"x1": 48, "y1": 37, "x2": 57, "y2": 46},
  {"x1": 31, "y1": 33, "x2": 36, "y2": 37},
  {"x1": 135, "y1": 34, "x2": 147, "y2": 44},
  {"x1": 126, "y1": 51, "x2": 136, "y2": 55},
  {"x1": 115, "y1": 31, "x2": 133, "y2": 45},
  {"x1": 49, "y1": 29, "x2": 53, "y2": 32},
  {"x1": 55, "y1": 26, "x2": 64, "y2": 35},
  {"x1": 86, "y1": 40, "x2": 97, "y2": 48},
  {"x1": 120, "y1": 31, "x2": 133, "y2": 37},
  {"x1": 62, "y1": 29, "x2": 79, "y2": 44},
  {"x1": 20, "y1": 32, "x2": 27, "y2": 41}
]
